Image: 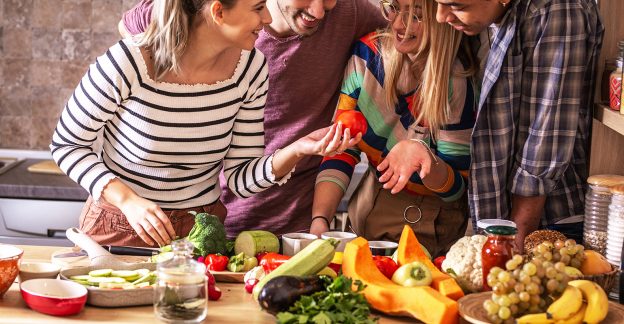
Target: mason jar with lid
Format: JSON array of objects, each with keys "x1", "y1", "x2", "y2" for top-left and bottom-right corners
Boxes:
[
  {"x1": 584, "y1": 175, "x2": 624, "y2": 254},
  {"x1": 606, "y1": 184, "x2": 624, "y2": 300}
]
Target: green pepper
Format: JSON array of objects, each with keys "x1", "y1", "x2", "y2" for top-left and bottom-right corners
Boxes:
[
  {"x1": 391, "y1": 261, "x2": 432, "y2": 287},
  {"x1": 242, "y1": 256, "x2": 258, "y2": 271},
  {"x1": 226, "y1": 252, "x2": 243, "y2": 272}
]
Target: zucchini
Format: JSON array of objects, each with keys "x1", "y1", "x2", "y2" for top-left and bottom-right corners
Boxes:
[
  {"x1": 258, "y1": 276, "x2": 329, "y2": 315},
  {"x1": 88, "y1": 269, "x2": 113, "y2": 277},
  {"x1": 252, "y1": 238, "x2": 337, "y2": 300},
  {"x1": 234, "y1": 230, "x2": 280, "y2": 257},
  {"x1": 87, "y1": 277, "x2": 126, "y2": 286}
]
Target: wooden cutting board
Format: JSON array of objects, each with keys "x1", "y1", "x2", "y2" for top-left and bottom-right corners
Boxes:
[{"x1": 27, "y1": 160, "x2": 64, "y2": 175}]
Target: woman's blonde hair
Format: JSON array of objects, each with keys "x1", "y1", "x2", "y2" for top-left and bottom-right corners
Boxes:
[
  {"x1": 135, "y1": 0, "x2": 236, "y2": 80},
  {"x1": 377, "y1": 0, "x2": 476, "y2": 139}
]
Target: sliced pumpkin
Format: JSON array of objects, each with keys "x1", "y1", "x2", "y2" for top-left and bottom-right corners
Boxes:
[
  {"x1": 396, "y1": 225, "x2": 464, "y2": 300},
  {"x1": 342, "y1": 237, "x2": 458, "y2": 324}
]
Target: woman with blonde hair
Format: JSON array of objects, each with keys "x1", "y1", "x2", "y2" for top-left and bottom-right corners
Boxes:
[
  {"x1": 310, "y1": 0, "x2": 477, "y2": 257},
  {"x1": 51, "y1": 0, "x2": 358, "y2": 247}
]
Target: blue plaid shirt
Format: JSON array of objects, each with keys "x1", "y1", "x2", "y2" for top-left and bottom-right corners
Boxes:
[{"x1": 469, "y1": 0, "x2": 604, "y2": 226}]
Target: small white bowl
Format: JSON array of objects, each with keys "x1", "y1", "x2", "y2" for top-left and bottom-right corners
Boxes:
[{"x1": 19, "y1": 262, "x2": 61, "y2": 282}]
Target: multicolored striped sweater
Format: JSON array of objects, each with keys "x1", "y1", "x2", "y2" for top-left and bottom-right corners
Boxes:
[{"x1": 317, "y1": 32, "x2": 476, "y2": 202}]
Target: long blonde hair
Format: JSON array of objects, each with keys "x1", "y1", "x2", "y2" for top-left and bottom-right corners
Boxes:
[
  {"x1": 135, "y1": 0, "x2": 236, "y2": 81},
  {"x1": 378, "y1": 0, "x2": 475, "y2": 139}
]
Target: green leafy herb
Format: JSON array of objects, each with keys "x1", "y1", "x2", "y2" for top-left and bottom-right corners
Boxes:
[{"x1": 275, "y1": 276, "x2": 378, "y2": 324}]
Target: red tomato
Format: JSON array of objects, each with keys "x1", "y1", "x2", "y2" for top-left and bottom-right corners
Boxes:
[
  {"x1": 204, "y1": 254, "x2": 229, "y2": 272},
  {"x1": 372, "y1": 256, "x2": 399, "y2": 279},
  {"x1": 336, "y1": 110, "x2": 367, "y2": 136}
]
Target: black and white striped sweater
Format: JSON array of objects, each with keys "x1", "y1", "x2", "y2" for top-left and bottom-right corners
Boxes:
[{"x1": 51, "y1": 39, "x2": 288, "y2": 209}]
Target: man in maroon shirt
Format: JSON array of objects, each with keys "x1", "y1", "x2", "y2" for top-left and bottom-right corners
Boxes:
[{"x1": 122, "y1": 0, "x2": 385, "y2": 238}]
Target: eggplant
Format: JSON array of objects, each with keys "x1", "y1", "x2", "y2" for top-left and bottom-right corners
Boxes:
[{"x1": 257, "y1": 275, "x2": 329, "y2": 315}]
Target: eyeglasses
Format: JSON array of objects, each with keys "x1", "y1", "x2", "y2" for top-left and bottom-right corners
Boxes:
[{"x1": 379, "y1": 0, "x2": 423, "y2": 28}]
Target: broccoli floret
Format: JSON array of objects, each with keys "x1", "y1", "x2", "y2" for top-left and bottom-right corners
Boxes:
[{"x1": 187, "y1": 212, "x2": 227, "y2": 256}]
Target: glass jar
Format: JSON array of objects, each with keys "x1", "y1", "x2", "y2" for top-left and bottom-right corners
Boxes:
[
  {"x1": 482, "y1": 225, "x2": 517, "y2": 291},
  {"x1": 607, "y1": 185, "x2": 624, "y2": 300},
  {"x1": 583, "y1": 175, "x2": 624, "y2": 255},
  {"x1": 602, "y1": 58, "x2": 618, "y2": 103},
  {"x1": 609, "y1": 58, "x2": 622, "y2": 110},
  {"x1": 154, "y1": 240, "x2": 207, "y2": 324},
  {"x1": 476, "y1": 219, "x2": 517, "y2": 236}
]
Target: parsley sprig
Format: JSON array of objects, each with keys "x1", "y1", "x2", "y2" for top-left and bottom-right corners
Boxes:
[{"x1": 275, "y1": 276, "x2": 378, "y2": 324}]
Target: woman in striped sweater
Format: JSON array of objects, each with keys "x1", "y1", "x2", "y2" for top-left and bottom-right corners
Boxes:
[
  {"x1": 310, "y1": 0, "x2": 477, "y2": 257},
  {"x1": 50, "y1": 0, "x2": 359, "y2": 247}
]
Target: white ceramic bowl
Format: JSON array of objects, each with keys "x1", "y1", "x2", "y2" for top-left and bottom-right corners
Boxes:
[
  {"x1": 321, "y1": 231, "x2": 357, "y2": 252},
  {"x1": 19, "y1": 262, "x2": 61, "y2": 282},
  {"x1": 20, "y1": 279, "x2": 87, "y2": 316}
]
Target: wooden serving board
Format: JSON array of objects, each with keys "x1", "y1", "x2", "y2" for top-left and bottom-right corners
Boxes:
[
  {"x1": 211, "y1": 270, "x2": 245, "y2": 283},
  {"x1": 26, "y1": 160, "x2": 64, "y2": 175},
  {"x1": 458, "y1": 292, "x2": 624, "y2": 324}
]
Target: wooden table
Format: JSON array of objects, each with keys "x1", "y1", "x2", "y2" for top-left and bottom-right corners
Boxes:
[{"x1": 0, "y1": 245, "x2": 415, "y2": 323}]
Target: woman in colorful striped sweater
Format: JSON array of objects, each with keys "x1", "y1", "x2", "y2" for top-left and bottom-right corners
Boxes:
[
  {"x1": 310, "y1": 0, "x2": 477, "y2": 257},
  {"x1": 50, "y1": 0, "x2": 359, "y2": 247}
]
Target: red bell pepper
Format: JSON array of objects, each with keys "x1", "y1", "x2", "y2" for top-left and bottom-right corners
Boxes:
[
  {"x1": 259, "y1": 252, "x2": 290, "y2": 273},
  {"x1": 204, "y1": 254, "x2": 229, "y2": 272},
  {"x1": 433, "y1": 256, "x2": 446, "y2": 271},
  {"x1": 372, "y1": 256, "x2": 399, "y2": 279}
]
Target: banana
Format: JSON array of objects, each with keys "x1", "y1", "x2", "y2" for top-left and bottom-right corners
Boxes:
[
  {"x1": 554, "y1": 303, "x2": 586, "y2": 324},
  {"x1": 547, "y1": 285, "x2": 583, "y2": 320},
  {"x1": 568, "y1": 280, "x2": 609, "y2": 324},
  {"x1": 515, "y1": 312, "x2": 553, "y2": 324}
]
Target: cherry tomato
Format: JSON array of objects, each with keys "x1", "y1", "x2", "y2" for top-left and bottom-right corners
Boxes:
[
  {"x1": 336, "y1": 110, "x2": 367, "y2": 136},
  {"x1": 433, "y1": 256, "x2": 446, "y2": 271},
  {"x1": 372, "y1": 256, "x2": 399, "y2": 279}
]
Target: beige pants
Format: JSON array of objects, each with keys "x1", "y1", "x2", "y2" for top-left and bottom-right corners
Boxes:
[
  {"x1": 347, "y1": 170, "x2": 468, "y2": 258},
  {"x1": 78, "y1": 197, "x2": 227, "y2": 247}
]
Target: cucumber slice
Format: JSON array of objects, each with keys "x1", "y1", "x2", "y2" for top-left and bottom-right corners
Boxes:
[
  {"x1": 135, "y1": 268, "x2": 150, "y2": 277},
  {"x1": 87, "y1": 276, "x2": 126, "y2": 286},
  {"x1": 99, "y1": 282, "x2": 135, "y2": 289},
  {"x1": 135, "y1": 282, "x2": 150, "y2": 288},
  {"x1": 111, "y1": 270, "x2": 139, "y2": 278},
  {"x1": 70, "y1": 275, "x2": 91, "y2": 281},
  {"x1": 150, "y1": 252, "x2": 174, "y2": 263},
  {"x1": 89, "y1": 269, "x2": 113, "y2": 277}
]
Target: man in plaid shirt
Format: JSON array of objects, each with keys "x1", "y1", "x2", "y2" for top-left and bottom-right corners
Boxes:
[{"x1": 435, "y1": 0, "x2": 603, "y2": 251}]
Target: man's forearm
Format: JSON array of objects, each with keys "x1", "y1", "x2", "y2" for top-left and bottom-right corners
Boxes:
[{"x1": 510, "y1": 194, "x2": 546, "y2": 253}]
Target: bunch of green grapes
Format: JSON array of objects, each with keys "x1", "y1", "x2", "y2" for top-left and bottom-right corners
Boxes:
[
  {"x1": 531, "y1": 239, "x2": 585, "y2": 269},
  {"x1": 482, "y1": 240, "x2": 581, "y2": 323}
]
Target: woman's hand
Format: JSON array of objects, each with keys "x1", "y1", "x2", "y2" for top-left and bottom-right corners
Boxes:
[
  {"x1": 296, "y1": 123, "x2": 362, "y2": 157},
  {"x1": 117, "y1": 195, "x2": 176, "y2": 247},
  {"x1": 310, "y1": 217, "x2": 331, "y2": 237},
  {"x1": 377, "y1": 140, "x2": 434, "y2": 194}
]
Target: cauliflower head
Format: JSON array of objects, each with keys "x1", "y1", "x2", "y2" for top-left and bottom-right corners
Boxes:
[{"x1": 441, "y1": 235, "x2": 486, "y2": 292}]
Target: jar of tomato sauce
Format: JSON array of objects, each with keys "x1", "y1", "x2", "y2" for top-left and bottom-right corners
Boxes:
[{"x1": 482, "y1": 225, "x2": 517, "y2": 291}]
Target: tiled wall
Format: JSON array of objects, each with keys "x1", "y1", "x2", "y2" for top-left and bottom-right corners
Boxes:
[{"x1": 0, "y1": 0, "x2": 139, "y2": 149}]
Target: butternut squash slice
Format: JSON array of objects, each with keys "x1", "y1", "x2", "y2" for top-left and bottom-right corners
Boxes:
[
  {"x1": 396, "y1": 225, "x2": 464, "y2": 301},
  {"x1": 342, "y1": 237, "x2": 458, "y2": 324}
]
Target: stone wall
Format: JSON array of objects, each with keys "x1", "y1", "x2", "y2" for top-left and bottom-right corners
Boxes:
[{"x1": 0, "y1": 0, "x2": 138, "y2": 149}]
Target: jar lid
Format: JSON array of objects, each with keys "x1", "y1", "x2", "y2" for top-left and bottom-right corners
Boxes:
[
  {"x1": 611, "y1": 184, "x2": 624, "y2": 195},
  {"x1": 485, "y1": 225, "x2": 518, "y2": 236},
  {"x1": 587, "y1": 174, "x2": 624, "y2": 187},
  {"x1": 477, "y1": 219, "x2": 517, "y2": 229}
]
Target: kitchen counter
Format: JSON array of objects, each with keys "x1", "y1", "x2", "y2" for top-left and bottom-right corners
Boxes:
[{"x1": 1, "y1": 245, "x2": 415, "y2": 324}]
